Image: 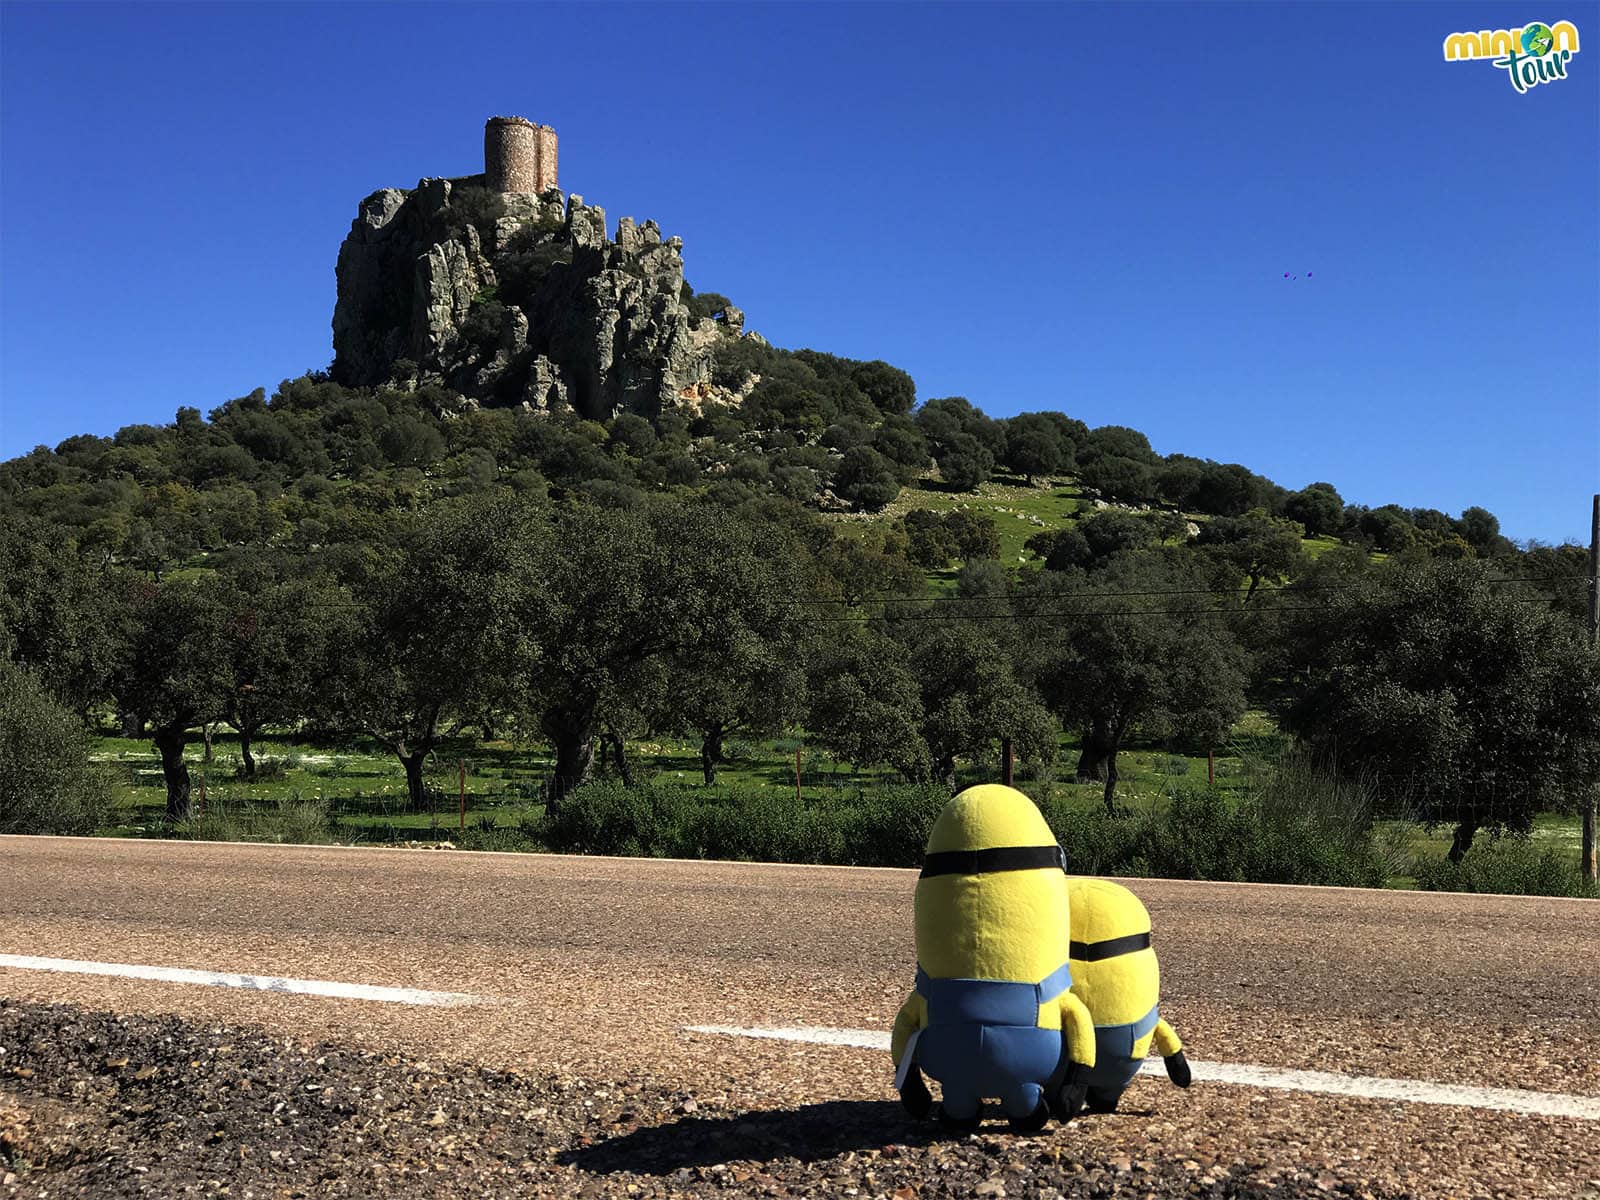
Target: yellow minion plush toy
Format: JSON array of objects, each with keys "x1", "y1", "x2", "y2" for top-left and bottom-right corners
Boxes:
[
  {"x1": 1064, "y1": 877, "x2": 1191, "y2": 1114},
  {"x1": 890, "y1": 784, "x2": 1097, "y2": 1132}
]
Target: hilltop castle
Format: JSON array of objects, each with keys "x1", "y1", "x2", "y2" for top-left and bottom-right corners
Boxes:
[
  {"x1": 484, "y1": 116, "x2": 558, "y2": 194},
  {"x1": 330, "y1": 116, "x2": 758, "y2": 419}
]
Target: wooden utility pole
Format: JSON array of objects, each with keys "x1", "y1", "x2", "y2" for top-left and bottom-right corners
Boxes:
[{"x1": 1585, "y1": 495, "x2": 1598, "y2": 883}]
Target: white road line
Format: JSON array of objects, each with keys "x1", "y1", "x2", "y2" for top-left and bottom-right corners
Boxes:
[
  {"x1": 0, "y1": 954, "x2": 487, "y2": 1008},
  {"x1": 684, "y1": 1025, "x2": 1600, "y2": 1121}
]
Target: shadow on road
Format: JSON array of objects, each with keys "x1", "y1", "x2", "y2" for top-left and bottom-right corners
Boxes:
[{"x1": 561, "y1": 1099, "x2": 944, "y2": 1175}]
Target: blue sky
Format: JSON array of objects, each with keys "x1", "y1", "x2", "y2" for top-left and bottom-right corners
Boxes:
[{"x1": 2, "y1": 1, "x2": 1596, "y2": 544}]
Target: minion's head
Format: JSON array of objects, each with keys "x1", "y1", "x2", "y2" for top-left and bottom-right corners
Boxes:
[
  {"x1": 1067, "y1": 878, "x2": 1159, "y2": 1024},
  {"x1": 914, "y1": 785, "x2": 1070, "y2": 983}
]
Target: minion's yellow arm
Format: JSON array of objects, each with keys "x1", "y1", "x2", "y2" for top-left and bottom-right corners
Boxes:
[
  {"x1": 891, "y1": 990, "x2": 927, "y2": 1066},
  {"x1": 1059, "y1": 992, "x2": 1097, "y2": 1069},
  {"x1": 1152, "y1": 1017, "x2": 1183, "y2": 1058}
]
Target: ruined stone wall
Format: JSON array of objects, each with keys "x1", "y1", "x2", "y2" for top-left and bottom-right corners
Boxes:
[{"x1": 484, "y1": 116, "x2": 558, "y2": 194}]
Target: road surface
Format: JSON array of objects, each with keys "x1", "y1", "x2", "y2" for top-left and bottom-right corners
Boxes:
[{"x1": 1, "y1": 835, "x2": 1596, "y2": 1197}]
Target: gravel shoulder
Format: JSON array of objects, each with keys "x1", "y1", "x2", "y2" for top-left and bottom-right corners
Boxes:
[{"x1": 7, "y1": 1000, "x2": 1596, "y2": 1200}]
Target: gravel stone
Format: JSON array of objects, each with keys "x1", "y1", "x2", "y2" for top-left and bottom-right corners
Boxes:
[{"x1": 1, "y1": 1001, "x2": 1424, "y2": 1200}]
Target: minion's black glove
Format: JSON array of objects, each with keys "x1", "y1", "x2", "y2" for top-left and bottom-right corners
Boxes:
[{"x1": 1164, "y1": 1050, "x2": 1192, "y2": 1088}]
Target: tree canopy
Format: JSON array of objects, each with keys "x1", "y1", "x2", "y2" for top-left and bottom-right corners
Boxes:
[{"x1": 1278, "y1": 560, "x2": 1600, "y2": 860}]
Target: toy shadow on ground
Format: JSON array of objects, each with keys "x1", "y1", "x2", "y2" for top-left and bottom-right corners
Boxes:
[
  {"x1": 562, "y1": 1100, "x2": 1146, "y2": 1176},
  {"x1": 560, "y1": 1100, "x2": 945, "y2": 1175}
]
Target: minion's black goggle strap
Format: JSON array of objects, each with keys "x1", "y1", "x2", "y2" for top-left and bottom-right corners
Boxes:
[{"x1": 918, "y1": 844, "x2": 1068, "y2": 879}]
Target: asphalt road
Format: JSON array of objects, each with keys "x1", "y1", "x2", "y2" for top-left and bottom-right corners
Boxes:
[{"x1": 2, "y1": 835, "x2": 1597, "y2": 1198}]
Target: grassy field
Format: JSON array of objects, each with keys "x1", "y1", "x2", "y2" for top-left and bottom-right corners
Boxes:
[
  {"x1": 89, "y1": 706, "x2": 1285, "y2": 840},
  {"x1": 88, "y1": 709, "x2": 1585, "y2": 889},
  {"x1": 835, "y1": 468, "x2": 1340, "y2": 586},
  {"x1": 867, "y1": 474, "x2": 1089, "y2": 566}
]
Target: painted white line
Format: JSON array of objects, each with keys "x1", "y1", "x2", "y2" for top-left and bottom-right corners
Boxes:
[
  {"x1": 0, "y1": 954, "x2": 487, "y2": 1008},
  {"x1": 690, "y1": 1024, "x2": 890, "y2": 1049},
  {"x1": 684, "y1": 1025, "x2": 1600, "y2": 1121}
]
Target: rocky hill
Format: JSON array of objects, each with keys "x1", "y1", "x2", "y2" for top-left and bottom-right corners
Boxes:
[{"x1": 331, "y1": 178, "x2": 756, "y2": 420}]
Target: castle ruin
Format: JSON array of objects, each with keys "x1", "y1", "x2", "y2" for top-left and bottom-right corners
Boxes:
[
  {"x1": 334, "y1": 115, "x2": 760, "y2": 418},
  {"x1": 484, "y1": 115, "x2": 558, "y2": 194}
]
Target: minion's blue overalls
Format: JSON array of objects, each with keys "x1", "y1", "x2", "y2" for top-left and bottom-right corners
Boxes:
[{"x1": 909, "y1": 962, "x2": 1077, "y2": 1120}]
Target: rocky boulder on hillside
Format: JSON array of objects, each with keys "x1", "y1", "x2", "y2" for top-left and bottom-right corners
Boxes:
[{"x1": 331, "y1": 178, "x2": 753, "y2": 420}]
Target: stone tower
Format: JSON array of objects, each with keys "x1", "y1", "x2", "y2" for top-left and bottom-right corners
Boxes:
[{"x1": 484, "y1": 116, "x2": 558, "y2": 194}]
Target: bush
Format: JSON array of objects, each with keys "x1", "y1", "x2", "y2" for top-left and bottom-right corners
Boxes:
[
  {"x1": 684, "y1": 290, "x2": 734, "y2": 322},
  {"x1": 231, "y1": 754, "x2": 299, "y2": 782},
  {"x1": 0, "y1": 661, "x2": 113, "y2": 835},
  {"x1": 1039, "y1": 753, "x2": 1392, "y2": 887},
  {"x1": 443, "y1": 186, "x2": 507, "y2": 243},
  {"x1": 541, "y1": 759, "x2": 1401, "y2": 887},
  {"x1": 457, "y1": 818, "x2": 542, "y2": 854},
  {"x1": 835, "y1": 446, "x2": 901, "y2": 512},
  {"x1": 182, "y1": 792, "x2": 331, "y2": 845},
  {"x1": 1138, "y1": 786, "x2": 1254, "y2": 881},
  {"x1": 836, "y1": 785, "x2": 950, "y2": 866},
  {"x1": 1414, "y1": 837, "x2": 1598, "y2": 898},
  {"x1": 542, "y1": 780, "x2": 950, "y2": 866},
  {"x1": 1042, "y1": 799, "x2": 1148, "y2": 877},
  {"x1": 1239, "y1": 752, "x2": 1392, "y2": 887},
  {"x1": 541, "y1": 779, "x2": 661, "y2": 856}
]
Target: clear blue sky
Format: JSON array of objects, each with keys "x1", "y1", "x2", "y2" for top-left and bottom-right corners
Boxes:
[{"x1": 2, "y1": 2, "x2": 1596, "y2": 544}]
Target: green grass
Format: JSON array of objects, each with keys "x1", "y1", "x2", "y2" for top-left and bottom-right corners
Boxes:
[
  {"x1": 1302, "y1": 535, "x2": 1343, "y2": 559},
  {"x1": 86, "y1": 714, "x2": 1589, "y2": 896},
  {"x1": 848, "y1": 472, "x2": 1087, "y2": 566},
  {"x1": 1376, "y1": 812, "x2": 1587, "y2": 889},
  {"x1": 843, "y1": 472, "x2": 1360, "y2": 586},
  {"x1": 91, "y1": 728, "x2": 548, "y2": 843},
  {"x1": 83, "y1": 709, "x2": 1292, "y2": 845}
]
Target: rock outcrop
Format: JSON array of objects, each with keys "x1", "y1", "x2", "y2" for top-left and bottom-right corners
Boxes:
[{"x1": 332, "y1": 178, "x2": 751, "y2": 419}]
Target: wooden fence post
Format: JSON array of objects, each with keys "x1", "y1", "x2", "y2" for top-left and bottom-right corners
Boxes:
[{"x1": 1002, "y1": 738, "x2": 1013, "y2": 787}]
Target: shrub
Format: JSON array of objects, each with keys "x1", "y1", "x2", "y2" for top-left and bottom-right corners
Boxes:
[
  {"x1": 541, "y1": 761, "x2": 1401, "y2": 887},
  {"x1": 836, "y1": 785, "x2": 950, "y2": 866},
  {"x1": 1237, "y1": 751, "x2": 1391, "y2": 887},
  {"x1": 231, "y1": 754, "x2": 299, "y2": 782},
  {"x1": 542, "y1": 779, "x2": 661, "y2": 857},
  {"x1": 1414, "y1": 837, "x2": 1597, "y2": 898},
  {"x1": 458, "y1": 820, "x2": 541, "y2": 853},
  {"x1": 443, "y1": 186, "x2": 507, "y2": 243},
  {"x1": 183, "y1": 792, "x2": 331, "y2": 845},
  {"x1": 1139, "y1": 786, "x2": 1254, "y2": 881},
  {"x1": 498, "y1": 241, "x2": 573, "y2": 304},
  {"x1": 684, "y1": 290, "x2": 734, "y2": 322},
  {"x1": 0, "y1": 660, "x2": 113, "y2": 835},
  {"x1": 1043, "y1": 799, "x2": 1148, "y2": 877},
  {"x1": 542, "y1": 781, "x2": 950, "y2": 866},
  {"x1": 835, "y1": 446, "x2": 901, "y2": 512},
  {"x1": 1041, "y1": 752, "x2": 1391, "y2": 887}
]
